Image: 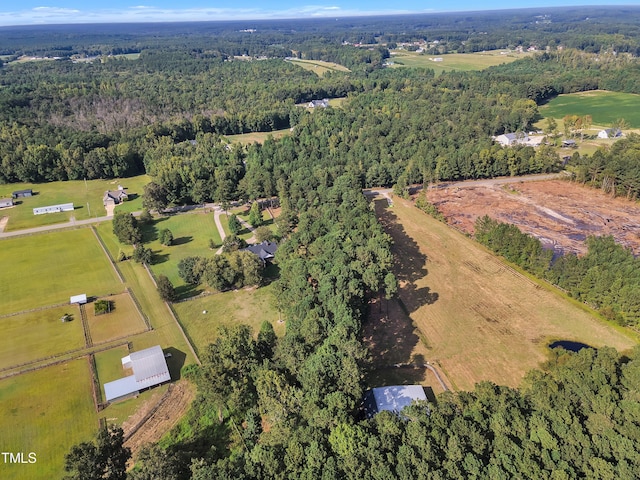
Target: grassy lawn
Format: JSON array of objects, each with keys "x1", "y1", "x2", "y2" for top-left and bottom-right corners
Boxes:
[
  {"x1": 286, "y1": 58, "x2": 350, "y2": 76},
  {"x1": 172, "y1": 282, "x2": 284, "y2": 357},
  {"x1": 539, "y1": 90, "x2": 640, "y2": 129},
  {"x1": 95, "y1": 344, "x2": 131, "y2": 402},
  {"x1": 142, "y1": 212, "x2": 221, "y2": 292},
  {"x1": 86, "y1": 292, "x2": 148, "y2": 344},
  {"x1": 0, "y1": 229, "x2": 122, "y2": 315},
  {"x1": 0, "y1": 359, "x2": 97, "y2": 480},
  {"x1": 389, "y1": 49, "x2": 533, "y2": 75},
  {"x1": 0, "y1": 305, "x2": 85, "y2": 370},
  {"x1": 376, "y1": 196, "x2": 637, "y2": 391},
  {"x1": 224, "y1": 128, "x2": 290, "y2": 145},
  {"x1": 0, "y1": 174, "x2": 149, "y2": 231}
]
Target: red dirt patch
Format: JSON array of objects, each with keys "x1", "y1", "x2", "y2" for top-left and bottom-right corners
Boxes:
[{"x1": 427, "y1": 180, "x2": 640, "y2": 255}]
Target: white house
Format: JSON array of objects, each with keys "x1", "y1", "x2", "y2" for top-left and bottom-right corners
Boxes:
[{"x1": 597, "y1": 128, "x2": 622, "y2": 139}]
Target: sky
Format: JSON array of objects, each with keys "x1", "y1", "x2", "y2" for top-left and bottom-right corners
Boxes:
[{"x1": 0, "y1": 1, "x2": 637, "y2": 27}]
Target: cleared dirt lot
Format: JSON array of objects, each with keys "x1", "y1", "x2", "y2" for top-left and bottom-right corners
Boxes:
[{"x1": 427, "y1": 179, "x2": 640, "y2": 256}]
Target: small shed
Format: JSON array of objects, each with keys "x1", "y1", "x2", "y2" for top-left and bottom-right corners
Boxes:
[
  {"x1": 363, "y1": 385, "x2": 428, "y2": 418},
  {"x1": 0, "y1": 198, "x2": 13, "y2": 208},
  {"x1": 33, "y1": 203, "x2": 74, "y2": 215},
  {"x1": 70, "y1": 294, "x2": 87, "y2": 305},
  {"x1": 562, "y1": 139, "x2": 577, "y2": 147},
  {"x1": 12, "y1": 189, "x2": 32, "y2": 198}
]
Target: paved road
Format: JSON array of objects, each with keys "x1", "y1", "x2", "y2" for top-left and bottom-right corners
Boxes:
[{"x1": 0, "y1": 214, "x2": 115, "y2": 238}]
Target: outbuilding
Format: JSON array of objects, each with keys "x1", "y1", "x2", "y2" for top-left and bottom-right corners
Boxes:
[
  {"x1": 104, "y1": 345, "x2": 171, "y2": 402},
  {"x1": 0, "y1": 198, "x2": 13, "y2": 208},
  {"x1": 70, "y1": 294, "x2": 87, "y2": 305},
  {"x1": 33, "y1": 203, "x2": 74, "y2": 215},
  {"x1": 12, "y1": 189, "x2": 32, "y2": 198},
  {"x1": 363, "y1": 385, "x2": 428, "y2": 418}
]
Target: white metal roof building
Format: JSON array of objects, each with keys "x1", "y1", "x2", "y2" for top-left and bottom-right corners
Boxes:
[
  {"x1": 104, "y1": 345, "x2": 171, "y2": 402},
  {"x1": 363, "y1": 385, "x2": 428, "y2": 418},
  {"x1": 70, "y1": 294, "x2": 87, "y2": 305}
]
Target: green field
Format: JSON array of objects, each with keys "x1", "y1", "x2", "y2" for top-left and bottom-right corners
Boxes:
[
  {"x1": 0, "y1": 360, "x2": 97, "y2": 480},
  {"x1": 286, "y1": 58, "x2": 350, "y2": 76},
  {"x1": 377, "y1": 196, "x2": 637, "y2": 391},
  {"x1": 0, "y1": 229, "x2": 122, "y2": 315},
  {"x1": 172, "y1": 283, "x2": 284, "y2": 357},
  {"x1": 224, "y1": 128, "x2": 290, "y2": 145},
  {"x1": 0, "y1": 306, "x2": 85, "y2": 370},
  {"x1": 540, "y1": 90, "x2": 640, "y2": 128},
  {"x1": 0, "y1": 174, "x2": 149, "y2": 231},
  {"x1": 86, "y1": 292, "x2": 148, "y2": 344},
  {"x1": 389, "y1": 49, "x2": 532, "y2": 75}
]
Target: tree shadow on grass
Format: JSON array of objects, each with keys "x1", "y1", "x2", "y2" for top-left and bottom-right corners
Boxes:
[
  {"x1": 174, "y1": 284, "x2": 203, "y2": 300},
  {"x1": 172, "y1": 236, "x2": 193, "y2": 246},
  {"x1": 374, "y1": 198, "x2": 438, "y2": 313},
  {"x1": 151, "y1": 250, "x2": 170, "y2": 264},
  {"x1": 164, "y1": 347, "x2": 187, "y2": 380}
]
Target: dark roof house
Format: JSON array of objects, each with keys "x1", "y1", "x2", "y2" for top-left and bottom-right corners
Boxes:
[
  {"x1": 308, "y1": 99, "x2": 329, "y2": 108},
  {"x1": 103, "y1": 188, "x2": 129, "y2": 205},
  {"x1": 363, "y1": 385, "x2": 428, "y2": 418},
  {"x1": 103, "y1": 345, "x2": 171, "y2": 402},
  {"x1": 243, "y1": 241, "x2": 278, "y2": 263}
]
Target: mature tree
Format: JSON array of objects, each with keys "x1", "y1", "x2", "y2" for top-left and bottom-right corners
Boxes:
[
  {"x1": 228, "y1": 214, "x2": 241, "y2": 236},
  {"x1": 248, "y1": 201, "x2": 264, "y2": 227},
  {"x1": 132, "y1": 245, "x2": 152, "y2": 264},
  {"x1": 157, "y1": 274, "x2": 176, "y2": 302},
  {"x1": 64, "y1": 425, "x2": 130, "y2": 480},
  {"x1": 142, "y1": 181, "x2": 170, "y2": 212},
  {"x1": 254, "y1": 225, "x2": 274, "y2": 243},
  {"x1": 159, "y1": 228, "x2": 174, "y2": 246},
  {"x1": 112, "y1": 211, "x2": 142, "y2": 245},
  {"x1": 138, "y1": 208, "x2": 153, "y2": 225},
  {"x1": 222, "y1": 234, "x2": 246, "y2": 253}
]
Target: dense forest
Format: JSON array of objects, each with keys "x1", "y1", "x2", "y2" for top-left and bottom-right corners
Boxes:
[{"x1": 2, "y1": 9, "x2": 639, "y2": 479}]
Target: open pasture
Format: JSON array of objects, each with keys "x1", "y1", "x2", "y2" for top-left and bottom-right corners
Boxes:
[
  {"x1": 389, "y1": 49, "x2": 532, "y2": 74},
  {"x1": 0, "y1": 305, "x2": 84, "y2": 371},
  {"x1": 540, "y1": 90, "x2": 640, "y2": 128},
  {"x1": 224, "y1": 128, "x2": 291, "y2": 145},
  {"x1": 172, "y1": 283, "x2": 284, "y2": 357},
  {"x1": 0, "y1": 359, "x2": 97, "y2": 480},
  {"x1": 376, "y1": 197, "x2": 636, "y2": 391},
  {"x1": 0, "y1": 174, "x2": 149, "y2": 231},
  {"x1": 86, "y1": 292, "x2": 148, "y2": 344},
  {"x1": 286, "y1": 58, "x2": 350, "y2": 76},
  {"x1": 0, "y1": 229, "x2": 122, "y2": 315}
]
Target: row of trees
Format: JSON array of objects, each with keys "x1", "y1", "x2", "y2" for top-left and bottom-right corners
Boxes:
[
  {"x1": 177, "y1": 251, "x2": 264, "y2": 292},
  {"x1": 475, "y1": 215, "x2": 640, "y2": 325}
]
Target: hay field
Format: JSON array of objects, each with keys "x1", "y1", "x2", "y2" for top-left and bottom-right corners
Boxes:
[
  {"x1": 389, "y1": 49, "x2": 531, "y2": 74},
  {"x1": 540, "y1": 90, "x2": 640, "y2": 128},
  {"x1": 0, "y1": 229, "x2": 122, "y2": 315},
  {"x1": 377, "y1": 197, "x2": 636, "y2": 391},
  {"x1": 224, "y1": 128, "x2": 290, "y2": 145},
  {"x1": 286, "y1": 58, "x2": 350, "y2": 76}
]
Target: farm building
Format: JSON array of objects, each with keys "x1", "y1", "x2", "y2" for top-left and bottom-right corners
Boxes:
[
  {"x1": 33, "y1": 203, "x2": 74, "y2": 215},
  {"x1": 0, "y1": 198, "x2": 13, "y2": 208},
  {"x1": 103, "y1": 187, "x2": 129, "y2": 206},
  {"x1": 562, "y1": 139, "x2": 577, "y2": 147},
  {"x1": 243, "y1": 241, "x2": 278, "y2": 264},
  {"x1": 363, "y1": 385, "x2": 428, "y2": 418},
  {"x1": 597, "y1": 128, "x2": 622, "y2": 139},
  {"x1": 494, "y1": 132, "x2": 529, "y2": 146},
  {"x1": 12, "y1": 189, "x2": 32, "y2": 198},
  {"x1": 103, "y1": 345, "x2": 171, "y2": 402},
  {"x1": 70, "y1": 294, "x2": 87, "y2": 305}
]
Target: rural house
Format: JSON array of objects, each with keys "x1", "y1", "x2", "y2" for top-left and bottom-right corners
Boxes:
[
  {"x1": 33, "y1": 203, "x2": 74, "y2": 215},
  {"x1": 494, "y1": 132, "x2": 529, "y2": 146},
  {"x1": 243, "y1": 241, "x2": 278, "y2": 264},
  {"x1": 0, "y1": 198, "x2": 13, "y2": 208},
  {"x1": 12, "y1": 189, "x2": 32, "y2": 198},
  {"x1": 363, "y1": 385, "x2": 428, "y2": 418},
  {"x1": 103, "y1": 187, "x2": 129, "y2": 206},
  {"x1": 597, "y1": 128, "x2": 622, "y2": 139},
  {"x1": 308, "y1": 99, "x2": 329, "y2": 108},
  {"x1": 103, "y1": 345, "x2": 171, "y2": 402}
]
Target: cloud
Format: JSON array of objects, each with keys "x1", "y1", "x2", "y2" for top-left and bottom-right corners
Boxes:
[{"x1": 0, "y1": 5, "x2": 419, "y2": 26}]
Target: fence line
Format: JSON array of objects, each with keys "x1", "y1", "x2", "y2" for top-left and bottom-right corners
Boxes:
[
  {"x1": 92, "y1": 226, "x2": 125, "y2": 283},
  {"x1": 126, "y1": 287, "x2": 152, "y2": 331}
]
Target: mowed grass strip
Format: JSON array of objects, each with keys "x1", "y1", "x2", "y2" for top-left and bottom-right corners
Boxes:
[
  {"x1": 86, "y1": 292, "x2": 147, "y2": 344},
  {"x1": 0, "y1": 305, "x2": 85, "y2": 370},
  {"x1": 540, "y1": 90, "x2": 640, "y2": 128},
  {"x1": 0, "y1": 229, "x2": 122, "y2": 315},
  {"x1": 0, "y1": 359, "x2": 97, "y2": 480},
  {"x1": 378, "y1": 197, "x2": 637, "y2": 391},
  {"x1": 172, "y1": 283, "x2": 284, "y2": 357},
  {"x1": 0, "y1": 174, "x2": 149, "y2": 231}
]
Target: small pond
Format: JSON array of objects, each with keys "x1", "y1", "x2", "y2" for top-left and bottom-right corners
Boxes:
[{"x1": 549, "y1": 340, "x2": 593, "y2": 352}]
